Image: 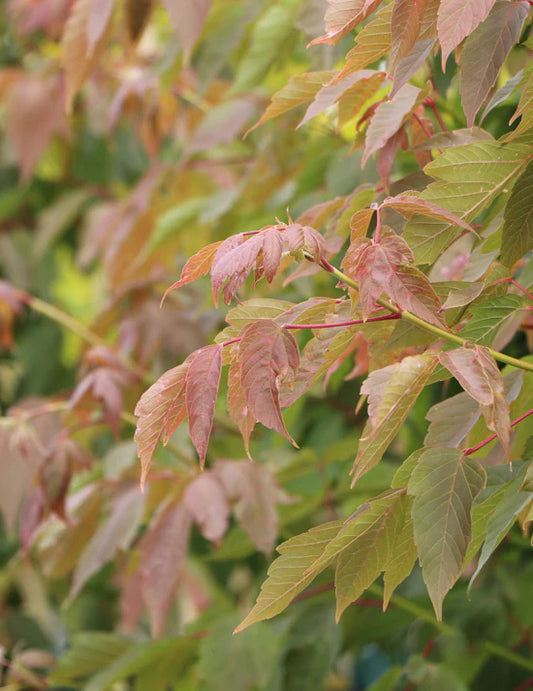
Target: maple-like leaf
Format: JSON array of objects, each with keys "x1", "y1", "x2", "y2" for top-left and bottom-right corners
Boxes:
[
  {"x1": 162, "y1": 242, "x2": 223, "y2": 302},
  {"x1": 389, "y1": 0, "x2": 428, "y2": 71},
  {"x1": 183, "y1": 472, "x2": 229, "y2": 544},
  {"x1": 351, "y1": 354, "x2": 437, "y2": 484},
  {"x1": 362, "y1": 84, "x2": 421, "y2": 166},
  {"x1": 185, "y1": 344, "x2": 222, "y2": 468},
  {"x1": 134, "y1": 359, "x2": 190, "y2": 486},
  {"x1": 227, "y1": 361, "x2": 256, "y2": 457},
  {"x1": 438, "y1": 0, "x2": 497, "y2": 69},
  {"x1": 460, "y1": 1, "x2": 529, "y2": 127},
  {"x1": 138, "y1": 499, "x2": 192, "y2": 636},
  {"x1": 160, "y1": 0, "x2": 213, "y2": 54},
  {"x1": 408, "y1": 448, "x2": 486, "y2": 620},
  {"x1": 439, "y1": 346, "x2": 511, "y2": 458},
  {"x1": 309, "y1": 0, "x2": 385, "y2": 46},
  {"x1": 342, "y1": 230, "x2": 444, "y2": 325},
  {"x1": 235, "y1": 520, "x2": 344, "y2": 632},
  {"x1": 238, "y1": 320, "x2": 299, "y2": 445}
]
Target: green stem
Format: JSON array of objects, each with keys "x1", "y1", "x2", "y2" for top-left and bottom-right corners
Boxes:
[
  {"x1": 320, "y1": 261, "x2": 533, "y2": 374},
  {"x1": 368, "y1": 584, "x2": 533, "y2": 672}
]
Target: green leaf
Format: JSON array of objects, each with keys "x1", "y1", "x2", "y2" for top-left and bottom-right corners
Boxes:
[
  {"x1": 352, "y1": 354, "x2": 437, "y2": 485},
  {"x1": 50, "y1": 633, "x2": 132, "y2": 685},
  {"x1": 408, "y1": 448, "x2": 486, "y2": 619},
  {"x1": 403, "y1": 141, "x2": 531, "y2": 263},
  {"x1": 382, "y1": 495, "x2": 418, "y2": 608},
  {"x1": 235, "y1": 520, "x2": 343, "y2": 632},
  {"x1": 334, "y1": 490, "x2": 407, "y2": 618},
  {"x1": 501, "y1": 158, "x2": 533, "y2": 267},
  {"x1": 337, "y1": 2, "x2": 392, "y2": 77},
  {"x1": 460, "y1": 295, "x2": 523, "y2": 346},
  {"x1": 199, "y1": 615, "x2": 280, "y2": 691}
]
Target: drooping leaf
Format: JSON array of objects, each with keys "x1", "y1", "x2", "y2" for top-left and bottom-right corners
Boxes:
[
  {"x1": 460, "y1": 1, "x2": 529, "y2": 127},
  {"x1": 247, "y1": 70, "x2": 336, "y2": 134},
  {"x1": 438, "y1": 0, "x2": 497, "y2": 69},
  {"x1": 227, "y1": 361, "x2": 256, "y2": 457},
  {"x1": 403, "y1": 140, "x2": 531, "y2": 263},
  {"x1": 162, "y1": 242, "x2": 223, "y2": 302},
  {"x1": 334, "y1": 490, "x2": 407, "y2": 619},
  {"x1": 382, "y1": 495, "x2": 417, "y2": 608},
  {"x1": 134, "y1": 359, "x2": 190, "y2": 486},
  {"x1": 234, "y1": 520, "x2": 344, "y2": 632},
  {"x1": 381, "y1": 194, "x2": 475, "y2": 233},
  {"x1": 183, "y1": 472, "x2": 229, "y2": 544},
  {"x1": 186, "y1": 344, "x2": 222, "y2": 467},
  {"x1": 425, "y1": 391, "x2": 481, "y2": 448},
  {"x1": 138, "y1": 499, "x2": 192, "y2": 636},
  {"x1": 501, "y1": 158, "x2": 533, "y2": 267},
  {"x1": 389, "y1": 0, "x2": 428, "y2": 71},
  {"x1": 86, "y1": 0, "x2": 115, "y2": 53},
  {"x1": 439, "y1": 346, "x2": 511, "y2": 458},
  {"x1": 160, "y1": 0, "x2": 213, "y2": 54},
  {"x1": 309, "y1": 0, "x2": 385, "y2": 46},
  {"x1": 391, "y1": 38, "x2": 436, "y2": 96},
  {"x1": 239, "y1": 320, "x2": 299, "y2": 444},
  {"x1": 408, "y1": 448, "x2": 486, "y2": 619},
  {"x1": 351, "y1": 353, "x2": 437, "y2": 485},
  {"x1": 337, "y1": 2, "x2": 392, "y2": 77},
  {"x1": 362, "y1": 84, "x2": 421, "y2": 166},
  {"x1": 337, "y1": 72, "x2": 389, "y2": 127}
]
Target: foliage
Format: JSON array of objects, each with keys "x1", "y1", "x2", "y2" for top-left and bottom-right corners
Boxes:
[{"x1": 1, "y1": 0, "x2": 533, "y2": 689}]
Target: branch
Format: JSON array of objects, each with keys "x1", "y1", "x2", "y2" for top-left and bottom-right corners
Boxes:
[{"x1": 463, "y1": 408, "x2": 533, "y2": 456}]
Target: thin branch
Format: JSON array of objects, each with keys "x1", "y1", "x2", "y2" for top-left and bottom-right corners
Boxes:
[
  {"x1": 424, "y1": 97, "x2": 449, "y2": 133},
  {"x1": 493, "y1": 277, "x2": 533, "y2": 303},
  {"x1": 463, "y1": 408, "x2": 533, "y2": 456}
]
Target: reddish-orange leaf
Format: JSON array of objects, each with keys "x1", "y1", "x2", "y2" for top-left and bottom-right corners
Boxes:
[
  {"x1": 283, "y1": 224, "x2": 325, "y2": 260},
  {"x1": 134, "y1": 360, "x2": 190, "y2": 487},
  {"x1": 239, "y1": 320, "x2": 299, "y2": 445},
  {"x1": 381, "y1": 194, "x2": 477, "y2": 233},
  {"x1": 309, "y1": 0, "x2": 385, "y2": 46},
  {"x1": 390, "y1": 0, "x2": 428, "y2": 70},
  {"x1": 161, "y1": 241, "x2": 223, "y2": 304},
  {"x1": 438, "y1": 0, "x2": 497, "y2": 69},
  {"x1": 439, "y1": 346, "x2": 511, "y2": 458},
  {"x1": 185, "y1": 344, "x2": 222, "y2": 468}
]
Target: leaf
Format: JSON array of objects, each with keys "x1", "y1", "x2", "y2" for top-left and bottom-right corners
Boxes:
[
  {"x1": 501, "y1": 159, "x2": 533, "y2": 267},
  {"x1": 227, "y1": 361, "x2": 256, "y2": 457},
  {"x1": 183, "y1": 472, "x2": 229, "y2": 544},
  {"x1": 508, "y1": 67, "x2": 533, "y2": 135},
  {"x1": 439, "y1": 346, "x2": 511, "y2": 458},
  {"x1": 342, "y1": 231, "x2": 444, "y2": 325},
  {"x1": 50, "y1": 633, "x2": 132, "y2": 685},
  {"x1": 391, "y1": 38, "x2": 436, "y2": 97},
  {"x1": 186, "y1": 344, "x2": 222, "y2": 467},
  {"x1": 481, "y1": 68, "x2": 524, "y2": 122},
  {"x1": 438, "y1": 0, "x2": 497, "y2": 69},
  {"x1": 134, "y1": 360, "x2": 190, "y2": 487},
  {"x1": 186, "y1": 99, "x2": 255, "y2": 155},
  {"x1": 460, "y1": 295, "x2": 523, "y2": 346},
  {"x1": 408, "y1": 448, "x2": 486, "y2": 619},
  {"x1": 70, "y1": 486, "x2": 144, "y2": 599},
  {"x1": 199, "y1": 615, "x2": 281, "y2": 691},
  {"x1": 390, "y1": 0, "x2": 428, "y2": 71},
  {"x1": 337, "y1": 2, "x2": 392, "y2": 77},
  {"x1": 234, "y1": 520, "x2": 344, "y2": 632},
  {"x1": 381, "y1": 194, "x2": 475, "y2": 233},
  {"x1": 460, "y1": 2, "x2": 529, "y2": 127},
  {"x1": 138, "y1": 499, "x2": 192, "y2": 636},
  {"x1": 334, "y1": 490, "x2": 407, "y2": 618},
  {"x1": 162, "y1": 241, "x2": 223, "y2": 302},
  {"x1": 337, "y1": 72, "x2": 388, "y2": 127},
  {"x1": 382, "y1": 495, "x2": 417, "y2": 608},
  {"x1": 425, "y1": 391, "x2": 481, "y2": 448},
  {"x1": 61, "y1": 0, "x2": 110, "y2": 111},
  {"x1": 309, "y1": 0, "x2": 385, "y2": 46},
  {"x1": 469, "y1": 476, "x2": 533, "y2": 590},
  {"x1": 87, "y1": 0, "x2": 115, "y2": 53},
  {"x1": 160, "y1": 0, "x2": 213, "y2": 54},
  {"x1": 124, "y1": 0, "x2": 153, "y2": 41},
  {"x1": 239, "y1": 320, "x2": 299, "y2": 444},
  {"x1": 351, "y1": 353, "x2": 437, "y2": 485},
  {"x1": 403, "y1": 140, "x2": 531, "y2": 263},
  {"x1": 362, "y1": 84, "x2": 421, "y2": 166},
  {"x1": 247, "y1": 70, "x2": 336, "y2": 134}
]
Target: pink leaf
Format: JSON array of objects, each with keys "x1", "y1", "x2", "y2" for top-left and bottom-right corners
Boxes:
[
  {"x1": 227, "y1": 361, "x2": 256, "y2": 457},
  {"x1": 439, "y1": 346, "x2": 511, "y2": 458},
  {"x1": 183, "y1": 472, "x2": 229, "y2": 544},
  {"x1": 160, "y1": 0, "x2": 213, "y2": 54},
  {"x1": 381, "y1": 194, "x2": 477, "y2": 233},
  {"x1": 438, "y1": 0, "x2": 497, "y2": 68},
  {"x1": 239, "y1": 320, "x2": 299, "y2": 444},
  {"x1": 283, "y1": 223, "x2": 325, "y2": 260},
  {"x1": 139, "y1": 499, "x2": 192, "y2": 636},
  {"x1": 134, "y1": 360, "x2": 190, "y2": 487},
  {"x1": 390, "y1": 0, "x2": 428, "y2": 70},
  {"x1": 87, "y1": 0, "x2": 115, "y2": 53},
  {"x1": 309, "y1": 0, "x2": 385, "y2": 46},
  {"x1": 186, "y1": 345, "x2": 223, "y2": 467}
]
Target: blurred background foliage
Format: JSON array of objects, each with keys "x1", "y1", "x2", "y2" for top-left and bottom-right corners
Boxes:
[{"x1": 0, "y1": 0, "x2": 532, "y2": 689}]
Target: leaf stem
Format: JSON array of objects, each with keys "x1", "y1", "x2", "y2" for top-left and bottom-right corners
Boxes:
[
  {"x1": 317, "y1": 259, "x2": 533, "y2": 374},
  {"x1": 463, "y1": 408, "x2": 533, "y2": 456},
  {"x1": 424, "y1": 97, "x2": 448, "y2": 133}
]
